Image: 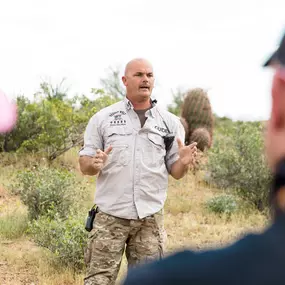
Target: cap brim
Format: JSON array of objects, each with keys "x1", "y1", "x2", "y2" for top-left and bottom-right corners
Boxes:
[{"x1": 263, "y1": 50, "x2": 278, "y2": 67}]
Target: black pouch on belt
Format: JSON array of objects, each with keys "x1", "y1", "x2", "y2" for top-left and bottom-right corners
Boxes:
[{"x1": 85, "y1": 205, "x2": 98, "y2": 232}]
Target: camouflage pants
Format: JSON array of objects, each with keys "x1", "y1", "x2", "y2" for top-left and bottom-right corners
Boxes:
[{"x1": 84, "y1": 209, "x2": 166, "y2": 285}]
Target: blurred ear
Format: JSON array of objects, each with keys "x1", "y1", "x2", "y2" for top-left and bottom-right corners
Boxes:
[{"x1": 271, "y1": 71, "x2": 285, "y2": 130}]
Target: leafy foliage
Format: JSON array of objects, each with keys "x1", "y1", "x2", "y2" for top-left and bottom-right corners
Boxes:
[
  {"x1": 0, "y1": 96, "x2": 42, "y2": 152},
  {"x1": 167, "y1": 88, "x2": 185, "y2": 116},
  {"x1": 29, "y1": 213, "x2": 87, "y2": 271},
  {"x1": 205, "y1": 194, "x2": 238, "y2": 215},
  {"x1": 10, "y1": 167, "x2": 79, "y2": 221},
  {"x1": 207, "y1": 121, "x2": 272, "y2": 211},
  {"x1": 0, "y1": 81, "x2": 119, "y2": 160},
  {"x1": 35, "y1": 78, "x2": 69, "y2": 101},
  {"x1": 99, "y1": 66, "x2": 125, "y2": 99}
]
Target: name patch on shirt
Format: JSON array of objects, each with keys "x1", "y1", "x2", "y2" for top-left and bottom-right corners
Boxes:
[
  {"x1": 109, "y1": 110, "x2": 127, "y2": 126},
  {"x1": 154, "y1": 126, "x2": 168, "y2": 133}
]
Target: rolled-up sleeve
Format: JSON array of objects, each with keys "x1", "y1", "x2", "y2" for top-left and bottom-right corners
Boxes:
[
  {"x1": 79, "y1": 115, "x2": 103, "y2": 157},
  {"x1": 165, "y1": 119, "x2": 185, "y2": 172}
]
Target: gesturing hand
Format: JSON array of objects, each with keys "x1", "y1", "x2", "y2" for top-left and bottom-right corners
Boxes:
[
  {"x1": 177, "y1": 138, "x2": 198, "y2": 166},
  {"x1": 93, "y1": 146, "x2": 113, "y2": 171}
]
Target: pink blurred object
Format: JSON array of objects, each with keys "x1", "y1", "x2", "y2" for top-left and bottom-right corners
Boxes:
[
  {"x1": 0, "y1": 90, "x2": 17, "y2": 133},
  {"x1": 276, "y1": 67, "x2": 285, "y2": 81}
]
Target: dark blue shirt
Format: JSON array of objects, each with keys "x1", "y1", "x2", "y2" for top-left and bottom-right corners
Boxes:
[{"x1": 123, "y1": 214, "x2": 285, "y2": 285}]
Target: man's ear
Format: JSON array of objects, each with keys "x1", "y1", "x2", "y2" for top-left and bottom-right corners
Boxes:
[{"x1": 122, "y1": 76, "x2": 127, "y2": 87}]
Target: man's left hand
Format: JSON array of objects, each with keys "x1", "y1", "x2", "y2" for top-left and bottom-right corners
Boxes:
[{"x1": 177, "y1": 138, "x2": 198, "y2": 166}]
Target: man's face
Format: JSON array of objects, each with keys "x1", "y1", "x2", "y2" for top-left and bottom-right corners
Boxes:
[{"x1": 122, "y1": 60, "x2": 155, "y2": 102}]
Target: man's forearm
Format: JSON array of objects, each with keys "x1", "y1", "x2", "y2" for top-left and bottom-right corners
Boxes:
[
  {"x1": 170, "y1": 159, "x2": 189, "y2": 180},
  {"x1": 79, "y1": 156, "x2": 100, "y2": 176}
]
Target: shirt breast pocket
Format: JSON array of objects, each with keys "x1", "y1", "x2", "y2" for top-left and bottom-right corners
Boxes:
[
  {"x1": 105, "y1": 126, "x2": 132, "y2": 167},
  {"x1": 147, "y1": 133, "x2": 165, "y2": 149},
  {"x1": 143, "y1": 133, "x2": 166, "y2": 167}
]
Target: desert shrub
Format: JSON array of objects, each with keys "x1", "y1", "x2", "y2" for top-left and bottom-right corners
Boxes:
[
  {"x1": 207, "y1": 122, "x2": 272, "y2": 211},
  {"x1": 28, "y1": 213, "x2": 87, "y2": 271},
  {"x1": 10, "y1": 167, "x2": 79, "y2": 221},
  {"x1": 205, "y1": 194, "x2": 238, "y2": 215}
]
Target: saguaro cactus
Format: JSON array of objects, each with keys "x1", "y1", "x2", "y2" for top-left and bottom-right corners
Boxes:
[{"x1": 180, "y1": 88, "x2": 214, "y2": 151}]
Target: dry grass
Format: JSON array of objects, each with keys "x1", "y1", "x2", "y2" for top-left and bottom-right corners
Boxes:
[
  {"x1": 0, "y1": 239, "x2": 85, "y2": 285},
  {"x1": 0, "y1": 152, "x2": 269, "y2": 284},
  {"x1": 0, "y1": 238, "x2": 42, "y2": 285},
  {"x1": 0, "y1": 206, "x2": 28, "y2": 239},
  {"x1": 164, "y1": 171, "x2": 267, "y2": 253}
]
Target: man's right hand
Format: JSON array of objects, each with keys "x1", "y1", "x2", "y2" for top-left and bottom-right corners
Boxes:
[
  {"x1": 79, "y1": 146, "x2": 113, "y2": 176},
  {"x1": 92, "y1": 146, "x2": 113, "y2": 171}
]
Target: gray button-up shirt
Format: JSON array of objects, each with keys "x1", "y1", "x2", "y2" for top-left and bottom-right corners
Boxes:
[{"x1": 79, "y1": 97, "x2": 185, "y2": 219}]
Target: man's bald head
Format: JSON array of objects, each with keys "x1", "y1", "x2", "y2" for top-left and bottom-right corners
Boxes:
[
  {"x1": 124, "y1": 58, "x2": 153, "y2": 76},
  {"x1": 122, "y1": 58, "x2": 155, "y2": 107}
]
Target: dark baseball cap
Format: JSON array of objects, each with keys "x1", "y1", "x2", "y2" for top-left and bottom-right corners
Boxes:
[{"x1": 263, "y1": 32, "x2": 285, "y2": 67}]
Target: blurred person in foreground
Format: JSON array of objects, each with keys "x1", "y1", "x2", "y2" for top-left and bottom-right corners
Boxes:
[{"x1": 123, "y1": 31, "x2": 285, "y2": 285}]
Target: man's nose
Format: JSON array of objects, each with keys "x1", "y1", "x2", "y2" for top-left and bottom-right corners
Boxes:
[{"x1": 142, "y1": 74, "x2": 149, "y2": 82}]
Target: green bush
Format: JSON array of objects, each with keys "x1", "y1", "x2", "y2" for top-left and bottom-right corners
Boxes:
[
  {"x1": 10, "y1": 167, "x2": 78, "y2": 221},
  {"x1": 0, "y1": 84, "x2": 119, "y2": 159},
  {"x1": 205, "y1": 194, "x2": 238, "y2": 215},
  {"x1": 207, "y1": 122, "x2": 272, "y2": 211},
  {"x1": 28, "y1": 213, "x2": 87, "y2": 271}
]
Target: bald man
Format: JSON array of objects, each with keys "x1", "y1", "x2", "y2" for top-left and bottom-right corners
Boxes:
[{"x1": 79, "y1": 58, "x2": 197, "y2": 285}]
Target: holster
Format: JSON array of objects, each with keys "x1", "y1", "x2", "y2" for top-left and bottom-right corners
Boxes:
[{"x1": 85, "y1": 205, "x2": 98, "y2": 232}]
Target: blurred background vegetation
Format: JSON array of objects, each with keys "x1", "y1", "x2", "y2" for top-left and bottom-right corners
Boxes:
[{"x1": 0, "y1": 68, "x2": 271, "y2": 284}]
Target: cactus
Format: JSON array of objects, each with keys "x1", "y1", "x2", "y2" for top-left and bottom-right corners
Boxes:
[
  {"x1": 189, "y1": 128, "x2": 211, "y2": 151},
  {"x1": 180, "y1": 88, "x2": 214, "y2": 150},
  {"x1": 180, "y1": 117, "x2": 189, "y2": 139}
]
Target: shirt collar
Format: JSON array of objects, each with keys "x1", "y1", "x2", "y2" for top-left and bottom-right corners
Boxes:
[
  {"x1": 123, "y1": 97, "x2": 157, "y2": 118},
  {"x1": 123, "y1": 97, "x2": 133, "y2": 110}
]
